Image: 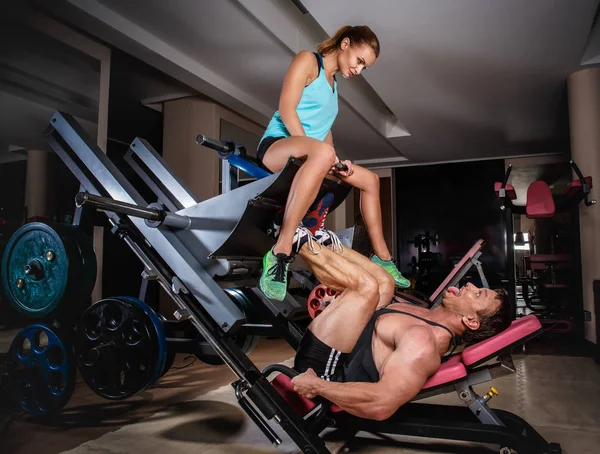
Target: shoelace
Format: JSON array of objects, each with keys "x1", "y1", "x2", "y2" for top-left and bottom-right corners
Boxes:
[
  {"x1": 295, "y1": 226, "x2": 322, "y2": 255},
  {"x1": 268, "y1": 253, "x2": 295, "y2": 282},
  {"x1": 317, "y1": 229, "x2": 344, "y2": 253}
]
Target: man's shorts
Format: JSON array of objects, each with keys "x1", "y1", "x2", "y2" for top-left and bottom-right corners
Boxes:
[{"x1": 294, "y1": 329, "x2": 347, "y2": 382}]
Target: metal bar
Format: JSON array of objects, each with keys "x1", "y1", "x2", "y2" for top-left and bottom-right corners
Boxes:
[
  {"x1": 76, "y1": 191, "x2": 163, "y2": 221},
  {"x1": 196, "y1": 134, "x2": 235, "y2": 154},
  {"x1": 125, "y1": 138, "x2": 198, "y2": 211}
]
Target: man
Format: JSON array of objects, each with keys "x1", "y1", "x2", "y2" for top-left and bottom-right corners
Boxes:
[{"x1": 290, "y1": 229, "x2": 511, "y2": 421}]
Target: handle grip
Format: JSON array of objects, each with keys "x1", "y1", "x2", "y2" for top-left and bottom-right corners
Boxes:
[
  {"x1": 334, "y1": 161, "x2": 348, "y2": 172},
  {"x1": 196, "y1": 135, "x2": 235, "y2": 154}
]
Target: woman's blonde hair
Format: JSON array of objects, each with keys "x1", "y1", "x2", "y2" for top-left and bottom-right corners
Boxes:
[{"x1": 317, "y1": 25, "x2": 380, "y2": 57}]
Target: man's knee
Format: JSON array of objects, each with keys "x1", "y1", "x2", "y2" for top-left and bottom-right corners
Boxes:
[
  {"x1": 378, "y1": 272, "x2": 395, "y2": 297},
  {"x1": 356, "y1": 271, "x2": 380, "y2": 303}
]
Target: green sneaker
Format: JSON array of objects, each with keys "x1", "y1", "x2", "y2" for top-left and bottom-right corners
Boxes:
[
  {"x1": 260, "y1": 247, "x2": 294, "y2": 301},
  {"x1": 371, "y1": 254, "x2": 410, "y2": 288}
]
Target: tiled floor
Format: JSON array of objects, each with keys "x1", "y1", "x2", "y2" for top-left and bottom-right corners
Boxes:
[{"x1": 1, "y1": 334, "x2": 599, "y2": 453}]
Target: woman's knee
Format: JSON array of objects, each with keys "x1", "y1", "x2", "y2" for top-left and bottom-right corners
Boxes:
[{"x1": 307, "y1": 143, "x2": 336, "y2": 169}]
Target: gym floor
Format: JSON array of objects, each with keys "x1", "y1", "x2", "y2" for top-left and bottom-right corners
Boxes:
[{"x1": 1, "y1": 332, "x2": 599, "y2": 454}]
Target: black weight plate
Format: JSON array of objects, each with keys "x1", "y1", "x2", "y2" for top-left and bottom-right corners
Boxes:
[
  {"x1": 74, "y1": 297, "x2": 166, "y2": 400},
  {"x1": 194, "y1": 288, "x2": 259, "y2": 366},
  {"x1": 6, "y1": 324, "x2": 76, "y2": 415}
]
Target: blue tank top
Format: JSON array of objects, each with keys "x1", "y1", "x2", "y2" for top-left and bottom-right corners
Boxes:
[{"x1": 260, "y1": 53, "x2": 338, "y2": 146}]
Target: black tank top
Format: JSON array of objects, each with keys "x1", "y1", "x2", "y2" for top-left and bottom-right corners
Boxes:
[{"x1": 342, "y1": 307, "x2": 460, "y2": 383}]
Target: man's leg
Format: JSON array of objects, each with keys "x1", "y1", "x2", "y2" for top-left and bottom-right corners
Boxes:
[
  {"x1": 335, "y1": 246, "x2": 395, "y2": 309},
  {"x1": 298, "y1": 246, "x2": 379, "y2": 353}
]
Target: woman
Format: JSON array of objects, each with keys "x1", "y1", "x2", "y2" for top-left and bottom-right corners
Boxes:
[{"x1": 258, "y1": 25, "x2": 409, "y2": 301}]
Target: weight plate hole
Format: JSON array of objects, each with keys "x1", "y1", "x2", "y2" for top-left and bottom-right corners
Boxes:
[
  {"x1": 33, "y1": 330, "x2": 49, "y2": 352},
  {"x1": 121, "y1": 319, "x2": 143, "y2": 346},
  {"x1": 48, "y1": 371, "x2": 66, "y2": 395},
  {"x1": 84, "y1": 314, "x2": 102, "y2": 340},
  {"x1": 102, "y1": 305, "x2": 122, "y2": 331},
  {"x1": 19, "y1": 337, "x2": 32, "y2": 359},
  {"x1": 46, "y1": 346, "x2": 64, "y2": 368}
]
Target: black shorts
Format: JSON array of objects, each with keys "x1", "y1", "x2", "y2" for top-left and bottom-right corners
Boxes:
[
  {"x1": 294, "y1": 329, "x2": 346, "y2": 382},
  {"x1": 256, "y1": 136, "x2": 286, "y2": 166}
]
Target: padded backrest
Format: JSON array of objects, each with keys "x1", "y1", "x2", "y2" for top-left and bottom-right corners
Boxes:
[
  {"x1": 494, "y1": 182, "x2": 517, "y2": 200},
  {"x1": 526, "y1": 181, "x2": 555, "y2": 218},
  {"x1": 461, "y1": 315, "x2": 542, "y2": 368}
]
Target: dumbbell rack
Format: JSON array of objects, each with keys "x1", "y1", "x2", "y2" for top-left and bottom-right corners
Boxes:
[{"x1": 41, "y1": 111, "x2": 350, "y2": 452}]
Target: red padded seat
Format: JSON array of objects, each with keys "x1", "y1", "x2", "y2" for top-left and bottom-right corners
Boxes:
[{"x1": 526, "y1": 181, "x2": 555, "y2": 218}]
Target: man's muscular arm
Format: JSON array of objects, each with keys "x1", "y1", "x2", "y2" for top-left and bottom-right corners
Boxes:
[{"x1": 291, "y1": 327, "x2": 440, "y2": 421}]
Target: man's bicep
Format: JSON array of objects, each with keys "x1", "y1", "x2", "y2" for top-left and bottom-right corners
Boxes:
[{"x1": 378, "y1": 344, "x2": 440, "y2": 414}]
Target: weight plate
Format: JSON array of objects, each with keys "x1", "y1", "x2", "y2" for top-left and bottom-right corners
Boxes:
[
  {"x1": 6, "y1": 324, "x2": 76, "y2": 415},
  {"x1": 2, "y1": 223, "x2": 69, "y2": 317},
  {"x1": 194, "y1": 288, "x2": 259, "y2": 366},
  {"x1": 74, "y1": 297, "x2": 166, "y2": 400},
  {"x1": 1, "y1": 222, "x2": 96, "y2": 319}
]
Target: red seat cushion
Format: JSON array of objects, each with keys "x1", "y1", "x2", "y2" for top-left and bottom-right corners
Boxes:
[
  {"x1": 526, "y1": 181, "x2": 555, "y2": 218},
  {"x1": 272, "y1": 373, "x2": 317, "y2": 415},
  {"x1": 565, "y1": 176, "x2": 592, "y2": 199},
  {"x1": 494, "y1": 182, "x2": 516, "y2": 200},
  {"x1": 461, "y1": 315, "x2": 541, "y2": 367},
  {"x1": 422, "y1": 354, "x2": 466, "y2": 389}
]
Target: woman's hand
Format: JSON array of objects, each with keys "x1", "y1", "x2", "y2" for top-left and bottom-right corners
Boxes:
[{"x1": 332, "y1": 159, "x2": 354, "y2": 178}]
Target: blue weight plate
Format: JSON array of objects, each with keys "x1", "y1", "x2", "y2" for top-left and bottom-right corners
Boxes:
[
  {"x1": 1, "y1": 223, "x2": 69, "y2": 318},
  {"x1": 7, "y1": 324, "x2": 76, "y2": 415}
]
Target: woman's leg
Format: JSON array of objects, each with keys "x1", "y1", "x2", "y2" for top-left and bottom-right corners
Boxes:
[
  {"x1": 262, "y1": 136, "x2": 336, "y2": 255},
  {"x1": 332, "y1": 165, "x2": 410, "y2": 288},
  {"x1": 259, "y1": 136, "x2": 336, "y2": 300}
]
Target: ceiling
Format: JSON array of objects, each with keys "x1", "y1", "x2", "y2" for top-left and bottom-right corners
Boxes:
[{"x1": 3, "y1": 0, "x2": 600, "y2": 167}]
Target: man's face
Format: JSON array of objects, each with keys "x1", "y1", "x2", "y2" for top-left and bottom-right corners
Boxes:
[{"x1": 442, "y1": 283, "x2": 500, "y2": 323}]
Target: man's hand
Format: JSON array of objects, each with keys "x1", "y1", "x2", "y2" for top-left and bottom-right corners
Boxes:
[{"x1": 291, "y1": 368, "x2": 322, "y2": 399}]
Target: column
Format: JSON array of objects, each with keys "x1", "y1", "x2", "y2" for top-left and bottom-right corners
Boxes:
[{"x1": 568, "y1": 68, "x2": 600, "y2": 344}]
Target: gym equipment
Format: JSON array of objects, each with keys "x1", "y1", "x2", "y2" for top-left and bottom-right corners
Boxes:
[
  {"x1": 266, "y1": 315, "x2": 561, "y2": 454},
  {"x1": 6, "y1": 324, "x2": 76, "y2": 415},
  {"x1": 1, "y1": 222, "x2": 96, "y2": 319},
  {"x1": 396, "y1": 239, "x2": 489, "y2": 308},
  {"x1": 74, "y1": 296, "x2": 168, "y2": 400},
  {"x1": 407, "y1": 231, "x2": 442, "y2": 295},
  {"x1": 307, "y1": 284, "x2": 339, "y2": 319},
  {"x1": 41, "y1": 111, "x2": 559, "y2": 453},
  {"x1": 495, "y1": 160, "x2": 594, "y2": 323}
]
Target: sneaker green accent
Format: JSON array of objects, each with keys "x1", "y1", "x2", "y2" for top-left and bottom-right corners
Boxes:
[
  {"x1": 260, "y1": 248, "x2": 293, "y2": 301},
  {"x1": 371, "y1": 254, "x2": 410, "y2": 288}
]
